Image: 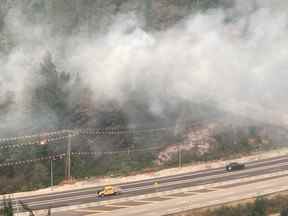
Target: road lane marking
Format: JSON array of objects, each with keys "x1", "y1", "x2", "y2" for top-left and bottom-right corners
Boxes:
[
  {"x1": 71, "y1": 175, "x2": 288, "y2": 216},
  {"x1": 13, "y1": 161, "x2": 288, "y2": 209},
  {"x1": 74, "y1": 209, "x2": 106, "y2": 213},
  {"x1": 42, "y1": 175, "x2": 287, "y2": 215},
  {"x1": 9, "y1": 155, "x2": 288, "y2": 204},
  {"x1": 106, "y1": 204, "x2": 131, "y2": 207},
  {"x1": 12, "y1": 171, "x2": 288, "y2": 208},
  {"x1": 191, "y1": 189, "x2": 215, "y2": 193},
  {"x1": 111, "y1": 201, "x2": 150, "y2": 206},
  {"x1": 169, "y1": 192, "x2": 197, "y2": 197},
  {"x1": 160, "y1": 196, "x2": 179, "y2": 199},
  {"x1": 141, "y1": 197, "x2": 173, "y2": 202}
]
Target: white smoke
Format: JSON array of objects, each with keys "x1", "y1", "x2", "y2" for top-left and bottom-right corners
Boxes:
[
  {"x1": 2, "y1": 0, "x2": 288, "y2": 130},
  {"x1": 64, "y1": 2, "x2": 288, "y2": 124}
]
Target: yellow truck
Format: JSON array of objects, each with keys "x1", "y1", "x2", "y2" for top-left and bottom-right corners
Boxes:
[{"x1": 96, "y1": 186, "x2": 121, "y2": 198}]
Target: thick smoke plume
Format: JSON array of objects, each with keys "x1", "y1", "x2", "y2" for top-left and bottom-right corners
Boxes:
[{"x1": 1, "y1": 0, "x2": 288, "y2": 133}]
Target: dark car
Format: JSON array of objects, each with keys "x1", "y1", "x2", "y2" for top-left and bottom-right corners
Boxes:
[{"x1": 226, "y1": 162, "x2": 245, "y2": 172}]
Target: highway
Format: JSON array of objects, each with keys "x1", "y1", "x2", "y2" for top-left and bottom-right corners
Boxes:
[{"x1": 6, "y1": 155, "x2": 288, "y2": 211}]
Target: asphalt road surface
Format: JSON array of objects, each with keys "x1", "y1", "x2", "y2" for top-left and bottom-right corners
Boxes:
[{"x1": 5, "y1": 155, "x2": 288, "y2": 211}]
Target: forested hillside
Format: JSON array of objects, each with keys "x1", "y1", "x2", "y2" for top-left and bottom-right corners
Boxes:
[
  {"x1": 1, "y1": 0, "x2": 288, "y2": 193},
  {"x1": 0, "y1": 0, "x2": 233, "y2": 136},
  {"x1": 0, "y1": 0, "x2": 230, "y2": 193}
]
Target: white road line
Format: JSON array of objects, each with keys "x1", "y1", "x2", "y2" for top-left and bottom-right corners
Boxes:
[
  {"x1": 27, "y1": 174, "x2": 288, "y2": 216},
  {"x1": 15, "y1": 156, "x2": 288, "y2": 203},
  {"x1": 10, "y1": 156, "x2": 288, "y2": 202},
  {"x1": 19, "y1": 161, "x2": 288, "y2": 207}
]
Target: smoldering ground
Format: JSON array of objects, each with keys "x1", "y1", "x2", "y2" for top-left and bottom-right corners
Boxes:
[{"x1": 1, "y1": 0, "x2": 288, "y2": 134}]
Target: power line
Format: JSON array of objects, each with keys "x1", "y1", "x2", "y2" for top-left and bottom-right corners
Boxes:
[
  {"x1": 0, "y1": 135, "x2": 69, "y2": 149},
  {"x1": 78, "y1": 127, "x2": 175, "y2": 136},
  {"x1": 0, "y1": 146, "x2": 164, "y2": 168},
  {"x1": 0, "y1": 130, "x2": 69, "y2": 144},
  {"x1": 0, "y1": 127, "x2": 174, "y2": 149},
  {"x1": 71, "y1": 146, "x2": 163, "y2": 157},
  {"x1": 0, "y1": 123, "x2": 191, "y2": 143},
  {"x1": 0, "y1": 154, "x2": 65, "y2": 168},
  {"x1": 0, "y1": 120, "x2": 210, "y2": 149}
]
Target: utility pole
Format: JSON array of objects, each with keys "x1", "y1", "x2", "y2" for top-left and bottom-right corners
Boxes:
[
  {"x1": 175, "y1": 125, "x2": 183, "y2": 168},
  {"x1": 12, "y1": 194, "x2": 20, "y2": 214},
  {"x1": 65, "y1": 132, "x2": 72, "y2": 182},
  {"x1": 50, "y1": 159, "x2": 54, "y2": 188},
  {"x1": 178, "y1": 145, "x2": 182, "y2": 168},
  {"x1": 194, "y1": 0, "x2": 199, "y2": 7},
  {"x1": 144, "y1": 0, "x2": 152, "y2": 30},
  {"x1": 176, "y1": 105, "x2": 187, "y2": 169}
]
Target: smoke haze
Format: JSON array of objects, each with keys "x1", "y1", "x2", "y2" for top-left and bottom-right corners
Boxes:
[{"x1": 1, "y1": 0, "x2": 288, "y2": 132}]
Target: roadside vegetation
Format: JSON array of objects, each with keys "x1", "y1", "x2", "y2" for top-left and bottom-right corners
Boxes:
[
  {"x1": 0, "y1": 55, "x2": 284, "y2": 193},
  {"x1": 0, "y1": 0, "x2": 288, "y2": 195},
  {"x1": 0, "y1": 55, "x2": 283, "y2": 193},
  {"x1": 1, "y1": 196, "x2": 52, "y2": 216},
  {"x1": 0, "y1": 0, "x2": 232, "y2": 195},
  {"x1": 177, "y1": 195, "x2": 288, "y2": 216},
  {"x1": 4, "y1": 194, "x2": 288, "y2": 216}
]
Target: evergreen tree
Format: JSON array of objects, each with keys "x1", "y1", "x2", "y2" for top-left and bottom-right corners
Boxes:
[
  {"x1": 249, "y1": 197, "x2": 267, "y2": 216},
  {"x1": 281, "y1": 208, "x2": 288, "y2": 216},
  {"x1": 32, "y1": 53, "x2": 71, "y2": 129},
  {"x1": 1, "y1": 196, "x2": 13, "y2": 216}
]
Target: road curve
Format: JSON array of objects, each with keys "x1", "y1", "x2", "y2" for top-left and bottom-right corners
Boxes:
[{"x1": 6, "y1": 155, "x2": 288, "y2": 211}]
